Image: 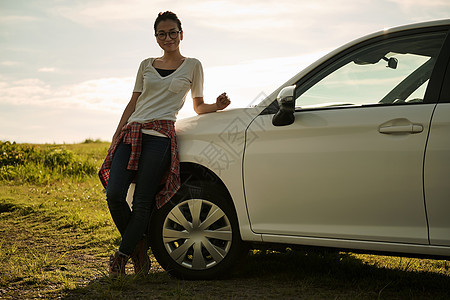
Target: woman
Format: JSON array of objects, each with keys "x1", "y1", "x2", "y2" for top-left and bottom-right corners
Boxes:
[{"x1": 98, "y1": 11, "x2": 230, "y2": 277}]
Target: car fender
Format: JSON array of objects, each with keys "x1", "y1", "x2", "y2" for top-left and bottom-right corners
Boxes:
[{"x1": 175, "y1": 107, "x2": 264, "y2": 242}]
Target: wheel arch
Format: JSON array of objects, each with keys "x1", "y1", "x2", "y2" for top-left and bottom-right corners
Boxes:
[{"x1": 179, "y1": 161, "x2": 235, "y2": 211}]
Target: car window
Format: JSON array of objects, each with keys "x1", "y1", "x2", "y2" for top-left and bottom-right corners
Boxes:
[{"x1": 295, "y1": 31, "x2": 447, "y2": 109}]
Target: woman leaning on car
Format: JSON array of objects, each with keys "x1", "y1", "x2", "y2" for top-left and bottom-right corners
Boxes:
[{"x1": 98, "y1": 11, "x2": 231, "y2": 277}]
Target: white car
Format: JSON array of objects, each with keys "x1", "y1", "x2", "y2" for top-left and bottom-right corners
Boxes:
[{"x1": 146, "y1": 19, "x2": 450, "y2": 279}]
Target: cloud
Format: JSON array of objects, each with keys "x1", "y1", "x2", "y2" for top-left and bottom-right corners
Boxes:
[
  {"x1": 69, "y1": 78, "x2": 135, "y2": 109},
  {"x1": 387, "y1": 0, "x2": 450, "y2": 21},
  {"x1": 0, "y1": 101, "x2": 120, "y2": 144},
  {"x1": 0, "y1": 77, "x2": 134, "y2": 112},
  {"x1": 389, "y1": 0, "x2": 450, "y2": 7},
  {"x1": 0, "y1": 15, "x2": 39, "y2": 23},
  {"x1": 185, "y1": 0, "x2": 450, "y2": 46},
  {"x1": 0, "y1": 76, "x2": 135, "y2": 143},
  {"x1": 1, "y1": 61, "x2": 20, "y2": 66},
  {"x1": 50, "y1": 0, "x2": 369, "y2": 39},
  {"x1": 52, "y1": 0, "x2": 168, "y2": 29},
  {"x1": 1, "y1": 79, "x2": 52, "y2": 104},
  {"x1": 38, "y1": 67, "x2": 57, "y2": 73},
  {"x1": 182, "y1": 0, "x2": 360, "y2": 34}
]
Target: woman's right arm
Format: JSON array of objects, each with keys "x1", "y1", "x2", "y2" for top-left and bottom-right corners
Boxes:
[{"x1": 111, "y1": 92, "x2": 141, "y2": 142}]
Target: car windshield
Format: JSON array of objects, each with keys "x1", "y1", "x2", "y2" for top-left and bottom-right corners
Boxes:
[{"x1": 294, "y1": 31, "x2": 446, "y2": 108}]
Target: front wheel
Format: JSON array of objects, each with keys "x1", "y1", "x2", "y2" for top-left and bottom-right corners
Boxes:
[{"x1": 150, "y1": 182, "x2": 246, "y2": 279}]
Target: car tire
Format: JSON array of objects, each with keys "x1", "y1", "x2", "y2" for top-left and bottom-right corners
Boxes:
[{"x1": 149, "y1": 181, "x2": 247, "y2": 280}]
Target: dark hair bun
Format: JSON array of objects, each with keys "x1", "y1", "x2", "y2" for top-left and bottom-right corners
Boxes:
[{"x1": 154, "y1": 11, "x2": 182, "y2": 33}]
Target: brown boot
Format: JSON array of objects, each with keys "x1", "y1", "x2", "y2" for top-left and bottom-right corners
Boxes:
[
  {"x1": 109, "y1": 251, "x2": 129, "y2": 277},
  {"x1": 131, "y1": 238, "x2": 150, "y2": 276}
]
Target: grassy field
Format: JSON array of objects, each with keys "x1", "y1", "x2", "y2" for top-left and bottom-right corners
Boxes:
[{"x1": 1, "y1": 141, "x2": 450, "y2": 299}]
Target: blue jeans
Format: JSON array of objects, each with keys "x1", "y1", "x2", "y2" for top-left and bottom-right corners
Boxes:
[{"x1": 106, "y1": 134, "x2": 171, "y2": 255}]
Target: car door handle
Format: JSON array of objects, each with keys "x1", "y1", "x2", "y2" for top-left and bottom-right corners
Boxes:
[{"x1": 378, "y1": 124, "x2": 423, "y2": 134}]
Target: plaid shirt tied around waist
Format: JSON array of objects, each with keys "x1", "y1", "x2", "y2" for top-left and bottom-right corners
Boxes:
[{"x1": 98, "y1": 120, "x2": 180, "y2": 209}]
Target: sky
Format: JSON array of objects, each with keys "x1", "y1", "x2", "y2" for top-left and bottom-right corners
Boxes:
[{"x1": 1, "y1": 0, "x2": 449, "y2": 144}]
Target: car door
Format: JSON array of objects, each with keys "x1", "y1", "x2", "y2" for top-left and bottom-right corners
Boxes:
[
  {"x1": 425, "y1": 103, "x2": 450, "y2": 246},
  {"x1": 243, "y1": 27, "x2": 449, "y2": 244},
  {"x1": 424, "y1": 34, "x2": 450, "y2": 246}
]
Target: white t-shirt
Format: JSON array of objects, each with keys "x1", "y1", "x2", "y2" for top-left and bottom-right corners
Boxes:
[{"x1": 128, "y1": 57, "x2": 204, "y2": 136}]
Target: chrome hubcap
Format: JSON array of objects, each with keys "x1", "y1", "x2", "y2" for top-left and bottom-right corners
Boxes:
[{"x1": 162, "y1": 199, "x2": 232, "y2": 270}]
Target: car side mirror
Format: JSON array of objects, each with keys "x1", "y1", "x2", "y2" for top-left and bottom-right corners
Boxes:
[{"x1": 272, "y1": 85, "x2": 296, "y2": 126}]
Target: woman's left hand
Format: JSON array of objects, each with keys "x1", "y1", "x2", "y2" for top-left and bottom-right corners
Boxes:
[{"x1": 216, "y1": 92, "x2": 231, "y2": 110}]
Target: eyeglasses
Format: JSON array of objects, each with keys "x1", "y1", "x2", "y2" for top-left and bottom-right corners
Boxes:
[{"x1": 155, "y1": 31, "x2": 181, "y2": 40}]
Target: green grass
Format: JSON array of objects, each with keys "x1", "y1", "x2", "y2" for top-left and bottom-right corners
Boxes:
[
  {"x1": 0, "y1": 141, "x2": 449, "y2": 299},
  {"x1": 0, "y1": 141, "x2": 103, "y2": 184}
]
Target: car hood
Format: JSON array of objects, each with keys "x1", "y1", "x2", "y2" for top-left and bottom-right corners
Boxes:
[{"x1": 176, "y1": 107, "x2": 264, "y2": 139}]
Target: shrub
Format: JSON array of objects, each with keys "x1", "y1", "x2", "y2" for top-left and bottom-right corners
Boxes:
[
  {"x1": 0, "y1": 141, "x2": 35, "y2": 167},
  {"x1": 0, "y1": 141, "x2": 98, "y2": 184},
  {"x1": 43, "y1": 149, "x2": 74, "y2": 169},
  {"x1": 83, "y1": 138, "x2": 103, "y2": 144}
]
